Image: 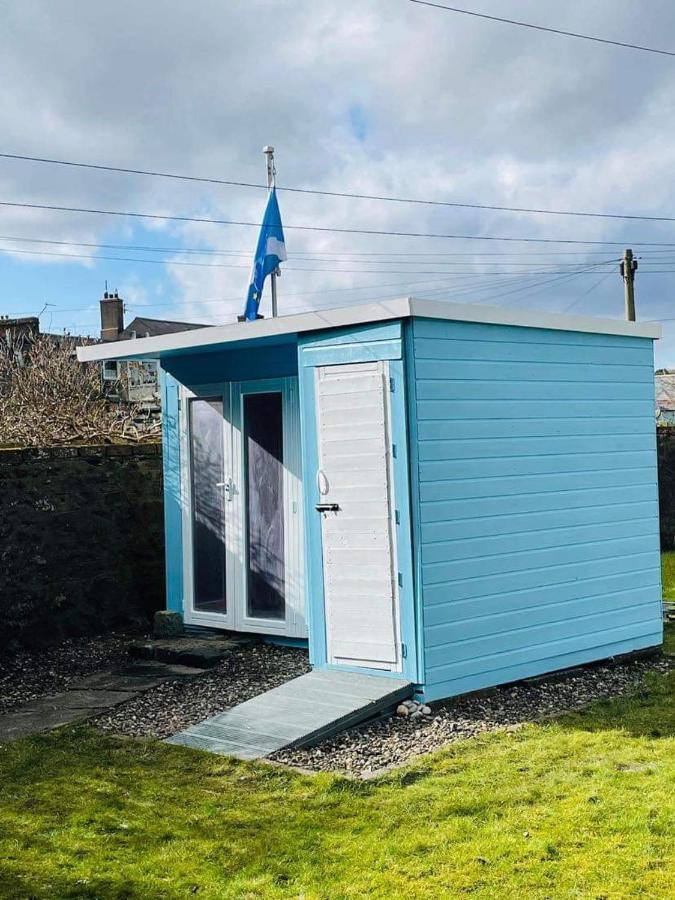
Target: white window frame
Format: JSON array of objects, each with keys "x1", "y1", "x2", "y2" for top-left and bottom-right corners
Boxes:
[{"x1": 179, "y1": 379, "x2": 306, "y2": 638}]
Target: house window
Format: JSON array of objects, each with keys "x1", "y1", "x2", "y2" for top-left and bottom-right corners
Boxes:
[
  {"x1": 102, "y1": 360, "x2": 119, "y2": 381},
  {"x1": 128, "y1": 360, "x2": 158, "y2": 386}
]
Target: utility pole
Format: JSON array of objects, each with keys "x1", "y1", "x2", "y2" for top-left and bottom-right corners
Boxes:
[
  {"x1": 263, "y1": 145, "x2": 278, "y2": 318},
  {"x1": 621, "y1": 248, "x2": 638, "y2": 322}
]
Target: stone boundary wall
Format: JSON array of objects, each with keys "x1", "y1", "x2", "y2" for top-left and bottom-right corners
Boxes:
[
  {"x1": 0, "y1": 444, "x2": 165, "y2": 650},
  {"x1": 658, "y1": 427, "x2": 675, "y2": 549}
]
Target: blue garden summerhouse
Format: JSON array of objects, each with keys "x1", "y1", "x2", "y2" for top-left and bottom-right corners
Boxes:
[{"x1": 79, "y1": 298, "x2": 664, "y2": 702}]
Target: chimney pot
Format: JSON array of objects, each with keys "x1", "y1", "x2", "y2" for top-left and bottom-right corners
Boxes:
[{"x1": 100, "y1": 290, "x2": 124, "y2": 342}]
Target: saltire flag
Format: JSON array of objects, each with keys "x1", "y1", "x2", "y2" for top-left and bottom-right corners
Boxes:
[{"x1": 243, "y1": 187, "x2": 287, "y2": 321}]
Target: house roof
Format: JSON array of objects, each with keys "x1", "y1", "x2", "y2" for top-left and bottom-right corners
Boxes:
[
  {"x1": 119, "y1": 316, "x2": 206, "y2": 340},
  {"x1": 77, "y1": 297, "x2": 662, "y2": 364},
  {"x1": 656, "y1": 374, "x2": 675, "y2": 411},
  {"x1": 0, "y1": 315, "x2": 40, "y2": 330}
]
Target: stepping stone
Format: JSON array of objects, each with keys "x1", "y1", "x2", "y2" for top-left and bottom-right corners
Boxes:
[
  {"x1": 0, "y1": 656, "x2": 211, "y2": 745},
  {"x1": 122, "y1": 661, "x2": 208, "y2": 678},
  {"x1": 71, "y1": 672, "x2": 167, "y2": 692},
  {"x1": 58, "y1": 689, "x2": 132, "y2": 709},
  {"x1": 165, "y1": 647, "x2": 229, "y2": 668},
  {"x1": 0, "y1": 701, "x2": 97, "y2": 743},
  {"x1": 128, "y1": 637, "x2": 253, "y2": 668}
]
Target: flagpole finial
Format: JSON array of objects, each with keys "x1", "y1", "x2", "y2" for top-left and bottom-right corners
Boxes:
[{"x1": 262, "y1": 146, "x2": 275, "y2": 189}]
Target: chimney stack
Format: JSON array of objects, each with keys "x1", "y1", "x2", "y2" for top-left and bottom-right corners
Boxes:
[{"x1": 100, "y1": 289, "x2": 124, "y2": 342}]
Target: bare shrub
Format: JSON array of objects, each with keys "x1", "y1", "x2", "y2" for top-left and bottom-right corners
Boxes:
[{"x1": 0, "y1": 334, "x2": 160, "y2": 447}]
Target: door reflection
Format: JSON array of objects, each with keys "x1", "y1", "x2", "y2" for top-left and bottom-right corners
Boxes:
[
  {"x1": 189, "y1": 397, "x2": 227, "y2": 613},
  {"x1": 243, "y1": 392, "x2": 285, "y2": 620}
]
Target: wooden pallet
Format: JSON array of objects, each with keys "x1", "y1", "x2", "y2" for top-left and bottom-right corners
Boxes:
[{"x1": 165, "y1": 669, "x2": 413, "y2": 759}]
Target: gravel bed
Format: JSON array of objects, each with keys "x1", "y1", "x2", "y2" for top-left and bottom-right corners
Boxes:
[
  {"x1": 95, "y1": 644, "x2": 310, "y2": 738},
  {"x1": 0, "y1": 632, "x2": 135, "y2": 713},
  {"x1": 3, "y1": 632, "x2": 669, "y2": 779},
  {"x1": 273, "y1": 654, "x2": 672, "y2": 777}
]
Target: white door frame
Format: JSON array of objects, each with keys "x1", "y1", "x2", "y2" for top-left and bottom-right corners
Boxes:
[
  {"x1": 179, "y1": 379, "x2": 306, "y2": 637},
  {"x1": 179, "y1": 382, "x2": 237, "y2": 631}
]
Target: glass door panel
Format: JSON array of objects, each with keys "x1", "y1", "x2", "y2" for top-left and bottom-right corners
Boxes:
[
  {"x1": 189, "y1": 397, "x2": 227, "y2": 613},
  {"x1": 243, "y1": 392, "x2": 285, "y2": 620}
]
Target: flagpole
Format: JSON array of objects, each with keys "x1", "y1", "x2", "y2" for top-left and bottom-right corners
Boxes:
[{"x1": 263, "y1": 145, "x2": 278, "y2": 318}]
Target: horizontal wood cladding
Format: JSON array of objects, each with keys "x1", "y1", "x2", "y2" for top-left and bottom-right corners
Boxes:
[{"x1": 410, "y1": 317, "x2": 663, "y2": 700}]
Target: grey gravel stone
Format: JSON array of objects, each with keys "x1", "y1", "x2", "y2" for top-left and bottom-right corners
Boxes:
[
  {"x1": 94, "y1": 644, "x2": 310, "y2": 738},
  {"x1": 0, "y1": 632, "x2": 134, "y2": 714},
  {"x1": 273, "y1": 654, "x2": 672, "y2": 777},
  {"x1": 3, "y1": 631, "x2": 669, "y2": 780}
]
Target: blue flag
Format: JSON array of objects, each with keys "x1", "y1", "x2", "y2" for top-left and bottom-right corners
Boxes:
[{"x1": 244, "y1": 187, "x2": 287, "y2": 321}]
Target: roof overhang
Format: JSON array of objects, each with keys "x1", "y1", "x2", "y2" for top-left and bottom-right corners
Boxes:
[{"x1": 77, "y1": 297, "x2": 662, "y2": 364}]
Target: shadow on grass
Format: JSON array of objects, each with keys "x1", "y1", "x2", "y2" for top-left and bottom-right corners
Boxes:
[
  {"x1": 555, "y1": 666, "x2": 675, "y2": 740},
  {"x1": 0, "y1": 868, "x2": 147, "y2": 900},
  {"x1": 0, "y1": 631, "x2": 673, "y2": 899}
]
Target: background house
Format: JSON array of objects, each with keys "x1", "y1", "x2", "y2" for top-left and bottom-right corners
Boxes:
[
  {"x1": 656, "y1": 371, "x2": 675, "y2": 424},
  {"x1": 99, "y1": 291, "x2": 206, "y2": 406}
]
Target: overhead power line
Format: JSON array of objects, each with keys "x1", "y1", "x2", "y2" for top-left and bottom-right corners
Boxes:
[
  {"x1": 0, "y1": 243, "x2": 622, "y2": 275},
  {"x1": 4, "y1": 151, "x2": 675, "y2": 223},
  {"x1": 6, "y1": 266, "x2": 609, "y2": 320},
  {"x1": 3, "y1": 198, "x2": 675, "y2": 246},
  {"x1": 406, "y1": 1, "x2": 675, "y2": 58},
  {"x1": 0, "y1": 236, "x2": 629, "y2": 269},
  {"x1": 0, "y1": 233, "x2": 644, "y2": 257},
  {"x1": 9, "y1": 271, "x2": 550, "y2": 319},
  {"x1": 6, "y1": 260, "x2": 617, "y2": 319}
]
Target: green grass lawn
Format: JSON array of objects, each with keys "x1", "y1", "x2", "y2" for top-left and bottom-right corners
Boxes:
[
  {"x1": 662, "y1": 551, "x2": 675, "y2": 602},
  {"x1": 0, "y1": 628, "x2": 672, "y2": 898}
]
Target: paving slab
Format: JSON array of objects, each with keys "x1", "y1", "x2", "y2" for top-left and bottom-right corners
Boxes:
[
  {"x1": 0, "y1": 653, "x2": 210, "y2": 744},
  {"x1": 70, "y1": 671, "x2": 167, "y2": 692},
  {"x1": 0, "y1": 698, "x2": 105, "y2": 743},
  {"x1": 128, "y1": 635, "x2": 257, "y2": 668},
  {"x1": 121, "y1": 661, "x2": 208, "y2": 678},
  {"x1": 57, "y1": 689, "x2": 133, "y2": 709}
]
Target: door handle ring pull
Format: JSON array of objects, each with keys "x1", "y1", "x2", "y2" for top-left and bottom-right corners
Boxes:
[
  {"x1": 216, "y1": 479, "x2": 236, "y2": 500},
  {"x1": 317, "y1": 469, "x2": 329, "y2": 496}
]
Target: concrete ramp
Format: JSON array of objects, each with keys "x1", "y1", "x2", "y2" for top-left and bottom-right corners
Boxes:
[{"x1": 165, "y1": 669, "x2": 413, "y2": 760}]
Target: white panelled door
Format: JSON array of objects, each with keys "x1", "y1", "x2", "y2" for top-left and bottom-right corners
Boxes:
[{"x1": 315, "y1": 361, "x2": 401, "y2": 671}]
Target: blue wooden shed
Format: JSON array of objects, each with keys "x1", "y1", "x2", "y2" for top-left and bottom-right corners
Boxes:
[{"x1": 79, "y1": 298, "x2": 664, "y2": 702}]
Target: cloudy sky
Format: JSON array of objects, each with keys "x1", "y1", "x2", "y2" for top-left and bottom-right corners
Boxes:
[{"x1": 2, "y1": 0, "x2": 675, "y2": 362}]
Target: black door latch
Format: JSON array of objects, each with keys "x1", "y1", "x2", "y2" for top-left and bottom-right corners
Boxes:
[{"x1": 315, "y1": 503, "x2": 340, "y2": 512}]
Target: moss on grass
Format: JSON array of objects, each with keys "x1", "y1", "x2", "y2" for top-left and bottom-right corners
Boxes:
[{"x1": 0, "y1": 630, "x2": 673, "y2": 898}]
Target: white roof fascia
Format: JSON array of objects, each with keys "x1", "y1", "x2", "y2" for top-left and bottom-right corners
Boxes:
[
  {"x1": 409, "y1": 298, "x2": 662, "y2": 339},
  {"x1": 76, "y1": 298, "x2": 413, "y2": 362},
  {"x1": 77, "y1": 296, "x2": 660, "y2": 364}
]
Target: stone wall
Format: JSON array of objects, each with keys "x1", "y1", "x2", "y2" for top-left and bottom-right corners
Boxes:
[
  {"x1": 658, "y1": 427, "x2": 675, "y2": 549},
  {"x1": 0, "y1": 444, "x2": 165, "y2": 650}
]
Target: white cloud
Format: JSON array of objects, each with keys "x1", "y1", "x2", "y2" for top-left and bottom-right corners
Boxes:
[{"x1": 1, "y1": 0, "x2": 675, "y2": 357}]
